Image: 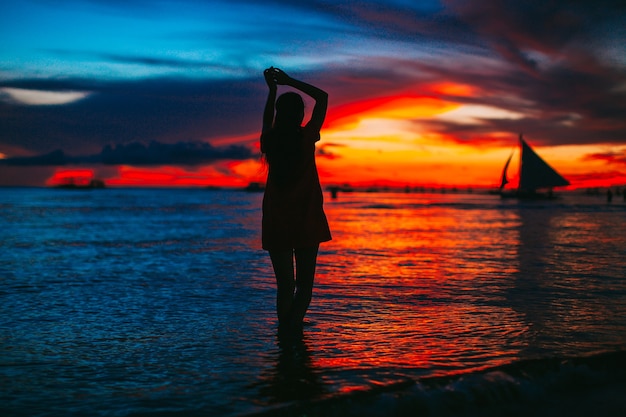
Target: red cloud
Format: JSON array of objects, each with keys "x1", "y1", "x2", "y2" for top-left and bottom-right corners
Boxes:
[{"x1": 582, "y1": 151, "x2": 626, "y2": 166}]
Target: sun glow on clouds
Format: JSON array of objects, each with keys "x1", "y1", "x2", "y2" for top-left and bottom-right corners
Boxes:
[
  {"x1": 1, "y1": 88, "x2": 91, "y2": 105},
  {"x1": 429, "y1": 83, "x2": 477, "y2": 97},
  {"x1": 42, "y1": 158, "x2": 265, "y2": 188},
  {"x1": 434, "y1": 105, "x2": 525, "y2": 125},
  {"x1": 326, "y1": 94, "x2": 459, "y2": 130},
  {"x1": 102, "y1": 161, "x2": 263, "y2": 188},
  {"x1": 317, "y1": 87, "x2": 624, "y2": 189},
  {"x1": 46, "y1": 169, "x2": 96, "y2": 186},
  {"x1": 318, "y1": 76, "x2": 625, "y2": 190},
  {"x1": 318, "y1": 84, "x2": 570, "y2": 188},
  {"x1": 34, "y1": 77, "x2": 616, "y2": 190},
  {"x1": 321, "y1": 92, "x2": 462, "y2": 160}
]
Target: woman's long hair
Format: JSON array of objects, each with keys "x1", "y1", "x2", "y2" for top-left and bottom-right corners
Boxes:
[{"x1": 264, "y1": 93, "x2": 306, "y2": 187}]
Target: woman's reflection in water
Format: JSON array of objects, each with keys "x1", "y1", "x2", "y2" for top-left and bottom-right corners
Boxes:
[{"x1": 258, "y1": 332, "x2": 327, "y2": 403}]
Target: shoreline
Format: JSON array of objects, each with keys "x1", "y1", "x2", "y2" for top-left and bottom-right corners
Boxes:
[{"x1": 238, "y1": 350, "x2": 626, "y2": 417}]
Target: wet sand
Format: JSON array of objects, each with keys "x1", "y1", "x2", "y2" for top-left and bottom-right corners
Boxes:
[{"x1": 451, "y1": 382, "x2": 626, "y2": 417}]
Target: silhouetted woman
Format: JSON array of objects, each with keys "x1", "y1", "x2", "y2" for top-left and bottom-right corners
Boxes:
[{"x1": 261, "y1": 67, "x2": 331, "y2": 334}]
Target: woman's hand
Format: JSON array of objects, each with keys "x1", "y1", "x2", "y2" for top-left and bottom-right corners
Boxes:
[
  {"x1": 272, "y1": 68, "x2": 291, "y2": 85},
  {"x1": 264, "y1": 67, "x2": 277, "y2": 89},
  {"x1": 264, "y1": 67, "x2": 291, "y2": 86}
]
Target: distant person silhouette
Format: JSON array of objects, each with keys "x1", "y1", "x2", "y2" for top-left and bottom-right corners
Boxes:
[{"x1": 261, "y1": 67, "x2": 331, "y2": 335}]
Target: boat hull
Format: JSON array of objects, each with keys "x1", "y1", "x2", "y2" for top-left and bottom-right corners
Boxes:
[{"x1": 499, "y1": 190, "x2": 559, "y2": 200}]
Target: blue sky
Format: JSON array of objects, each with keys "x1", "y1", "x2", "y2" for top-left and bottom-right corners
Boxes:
[
  {"x1": 1, "y1": 0, "x2": 625, "y2": 187},
  {"x1": 2, "y1": 0, "x2": 414, "y2": 80}
]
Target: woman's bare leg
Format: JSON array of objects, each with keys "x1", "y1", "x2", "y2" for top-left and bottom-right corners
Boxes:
[
  {"x1": 269, "y1": 249, "x2": 295, "y2": 327},
  {"x1": 291, "y1": 246, "x2": 319, "y2": 327}
]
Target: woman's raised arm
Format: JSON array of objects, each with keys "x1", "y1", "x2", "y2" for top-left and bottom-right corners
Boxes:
[
  {"x1": 272, "y1": 68, "x2": 328, "y2": 133},
  {"x1": 262, "y1": 67, "x2": 278, "y2": 134}
]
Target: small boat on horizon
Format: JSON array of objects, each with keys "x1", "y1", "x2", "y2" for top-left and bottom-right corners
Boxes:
[
  {"x1": 243, "y1": 182, "x2": 265, "y2": 192},
  {"x1": 497, "y1": 134, "x2": 570, "y2": 199}
]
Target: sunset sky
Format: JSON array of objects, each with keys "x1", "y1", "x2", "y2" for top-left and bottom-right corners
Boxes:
[{"x1": 1, "y1": 0, "x2": 625, "y2": 189}]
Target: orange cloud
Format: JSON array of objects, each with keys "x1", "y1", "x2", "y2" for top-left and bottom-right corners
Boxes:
[
  {"x1": 564, "y1": 171, "x2": 626, "y2": 189},
  {"x1": 104, "y1": 164, "x2": 252, "y2": 188},
  {"x1": 428, "y1": 82, "x2": 477, "y2": 97},
  {"x1": 41, "y1": 160, "x2": 262, "y2": 188},
  {"x1": 46, "y1": 169, "x2": 95, "y2": 186},
  {"x1": 325, "y1": 92, "x2": 459, "y2": 131}
]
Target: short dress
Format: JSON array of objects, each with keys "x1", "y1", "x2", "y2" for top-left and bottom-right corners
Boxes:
[{"x1": 261, "y1": 125, "x2": 332, "y2": 251}]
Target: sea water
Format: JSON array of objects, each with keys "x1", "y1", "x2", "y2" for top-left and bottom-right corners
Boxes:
[{"x1": 1, "y1": 188, "x2": 625, "y2": 416}]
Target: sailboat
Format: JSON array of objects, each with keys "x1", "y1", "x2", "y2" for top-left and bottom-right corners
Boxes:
[{"x1": 499, "y1": 134, "x2": 569, "y2": 199}]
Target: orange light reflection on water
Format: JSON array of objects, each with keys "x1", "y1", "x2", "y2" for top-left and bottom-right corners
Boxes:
[
  {"x1": 307, "y1": 193, "x2": 527, "y2": 375},
  {"x1": 300, "y1": 192, "x2": 626, "y2": 380}
]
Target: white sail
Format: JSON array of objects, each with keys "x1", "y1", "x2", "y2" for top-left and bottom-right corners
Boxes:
[{"x1": 518, "y1": 136, "x2": 569, "y2": 191}]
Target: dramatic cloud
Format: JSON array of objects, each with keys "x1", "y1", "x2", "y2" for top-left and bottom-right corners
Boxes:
[
  {"x1": 582, "y1": 150, "x2": 626, "y2": 166},
  {"x1": 0, "y1": 77, "x2": 266, "y2": 155},
  {"x1": 1, "y1": 0, "x2": 624, "y2": 187},
  {"x1": 0, "y1": 87, "x2": 92, "y2": 105},
  {"x1": 0, "y1": 141, "x2": 253, "y2": 166}
]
